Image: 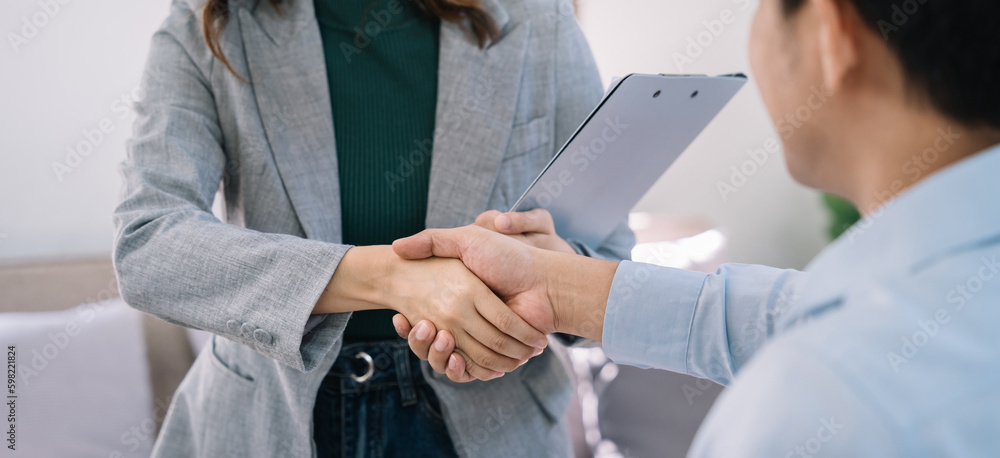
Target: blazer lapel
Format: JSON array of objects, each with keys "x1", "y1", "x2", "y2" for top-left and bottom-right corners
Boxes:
[
  {"x1": 237, "y1": 0, "x2": 528, "y2": 237},
  {"x1": 238, "y1": 0, "x2": 343, "y2": 243},
  {"x1": 425, "y1": 1, "x2": 531, "y2": 229}
]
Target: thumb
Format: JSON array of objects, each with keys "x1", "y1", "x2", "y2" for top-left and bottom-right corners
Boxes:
[
  {"x1": 392, "y1": 227, "x2": 472, "y2": 260},
  {"x1": 496, "y1": 208, "x2": 553, "y2": 235}
]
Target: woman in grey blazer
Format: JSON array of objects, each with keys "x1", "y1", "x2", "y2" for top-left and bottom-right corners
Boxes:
[{"x1": 112, "y1": 0, "x2": 633, "y2": 456}]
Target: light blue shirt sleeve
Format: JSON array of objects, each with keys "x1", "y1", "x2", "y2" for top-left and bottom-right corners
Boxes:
[
  {"x1": 602, "y1": 261, "x2": 806, "y2": 385},
  {"x1": 601, "y1": 146, "x2": 1000, "y2": 456}
]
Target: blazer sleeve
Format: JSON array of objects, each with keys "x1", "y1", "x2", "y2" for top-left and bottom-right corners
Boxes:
[{"x1": 112, "y1": 6, "x2": 349, "y2": 373}]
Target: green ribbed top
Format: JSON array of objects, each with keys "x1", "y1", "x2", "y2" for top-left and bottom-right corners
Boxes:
[{"x1": 315, "y1": 0, "x2": 439, "y2": 341}]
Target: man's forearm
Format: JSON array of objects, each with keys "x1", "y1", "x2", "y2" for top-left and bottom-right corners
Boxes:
[{"x1": 542, "y1": 250, "x2": 620, "y2": 341}]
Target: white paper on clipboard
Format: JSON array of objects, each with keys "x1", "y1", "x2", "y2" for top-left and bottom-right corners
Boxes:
[{"x1": 510, "y1": 73, "x2": 747, "y2": 248}]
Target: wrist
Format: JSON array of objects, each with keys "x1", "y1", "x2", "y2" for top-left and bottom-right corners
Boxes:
[
  {"x1": 544, "y1": 251, "x2": 618, "y2": 341},
  {"x1": 315, "y1": 245, "x2": 397, "y2": 314},
  {"x1": 362, "y1": 245, "x2": 402, "y2": 311}
]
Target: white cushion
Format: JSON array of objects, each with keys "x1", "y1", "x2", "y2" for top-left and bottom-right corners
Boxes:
[{"x1": 1, "y1": 299, "x2": 153, "y2": 457}]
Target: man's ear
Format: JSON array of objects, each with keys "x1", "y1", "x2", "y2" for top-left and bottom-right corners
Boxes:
[{"x1": 812, "y1": 0, "x2": 860, "y2": 92}]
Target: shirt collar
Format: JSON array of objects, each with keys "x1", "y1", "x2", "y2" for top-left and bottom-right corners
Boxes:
[{"x1": 794, "y1": 142, "x2": 1000, "y2": 310}]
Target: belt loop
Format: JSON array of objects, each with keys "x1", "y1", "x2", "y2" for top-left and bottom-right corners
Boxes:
[{"x1": 393, "y1": 346, "x2": 418, "y2": 407}]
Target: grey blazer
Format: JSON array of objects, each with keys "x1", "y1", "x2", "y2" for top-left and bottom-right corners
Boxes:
[{"x1": 112, "y1": 0, "x2": 634, "y2": 456}]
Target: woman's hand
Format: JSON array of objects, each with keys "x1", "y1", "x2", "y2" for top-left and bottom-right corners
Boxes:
[
  {"x1": 473, "y1": 209, "x2": 576, "y2": 254},
  {"x1": 386, "y1": 256, "x2": 548, "y2": 380},
  {"x1": 393, "y1": 316, "x2": 478, "y2": 383},
  {"x1": 390, "y1": 225, "x2": 617, "y2": 383},
  {"x1": 315, "y1": 245, "x2": 547, "y2": 381},
  {"x1": 392, "y1": 209, "x2": 573, "y2": 381}
]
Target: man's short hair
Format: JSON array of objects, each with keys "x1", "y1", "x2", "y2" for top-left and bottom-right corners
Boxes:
[{"x1": 781, "y1": 0, "x2": 1000, "y2": 129}]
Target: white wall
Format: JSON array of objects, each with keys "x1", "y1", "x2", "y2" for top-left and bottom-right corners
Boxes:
[
  {"x1": 1, "y1": 0, "x2": 171, "y2": 264},
  {"x1": 0, "y1": 0, "x2": 828, "y2": 269},
  {"x1": 578, "y1": 0, "x2": 829, "y2": 268}
]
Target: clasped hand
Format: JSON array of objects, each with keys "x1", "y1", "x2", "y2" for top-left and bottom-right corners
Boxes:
[{"x1": 391, "y1": 209, "x2": 574, "y2": 383}]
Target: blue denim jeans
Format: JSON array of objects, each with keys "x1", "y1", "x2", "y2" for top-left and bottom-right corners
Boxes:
[{"x1": 313, "y1": 340, "x2": 459, "y2": 458}]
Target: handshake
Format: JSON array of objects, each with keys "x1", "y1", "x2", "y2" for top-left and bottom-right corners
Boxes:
[{"x1": 384, "y1": 209, "x2": 619, "y2": 384}]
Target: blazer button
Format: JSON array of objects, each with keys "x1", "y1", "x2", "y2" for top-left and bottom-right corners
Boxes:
[
  {"x1": 226, "y1": 319, "x2": 241, "y2": 333},
  {"x1": 253, "y1": 329, "x2": 273, "y2": 345},
  {"x1": 241, "y1": 322, "x2": 256, "y2": 336}
]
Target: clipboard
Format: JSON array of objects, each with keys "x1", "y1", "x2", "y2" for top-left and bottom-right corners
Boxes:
[{"x1": 509, "y1": 73, "x2": 747, "y2": 247}]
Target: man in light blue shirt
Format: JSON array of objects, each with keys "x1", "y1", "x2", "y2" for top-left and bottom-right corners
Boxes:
[{"x1": 389, "y1": 0, "x2": 1000, "y2": 455}]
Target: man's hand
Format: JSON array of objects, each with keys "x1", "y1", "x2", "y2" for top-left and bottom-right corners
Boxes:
[
  {"x1": 473, "y1": 209, "x2": 576, "y2": 254},
  {"x1": 394, "y1": 226, "x2": 560, "y2": 335},
  {"x1": 320, "y1": 245, "x2": 548, "y2": 382},
  {"x1": 385, "y1": 255, "x2": 549, "y2": 380},
  {"x1": 390, "y1": 225, "x2": 618, "y2": 382},
  {"x1": 392, "y1": 314, "x2": 516, "y2": 383},
  {"x1": 391, "y1": 227, "x2": 555, "y2": 382},
  {"x1": 393, "y1": 209, "x2": 573, "y2": 347}
]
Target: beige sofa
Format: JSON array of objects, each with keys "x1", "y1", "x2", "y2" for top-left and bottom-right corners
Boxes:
[{"x1": 0, "y1": 257, "x2": 195, "y2": 433}]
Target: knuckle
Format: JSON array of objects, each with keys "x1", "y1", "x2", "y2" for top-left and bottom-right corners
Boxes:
[
  {"x1": 461, "y1": 281, "x2": 479, "y2": 298},
  {"x1": 534, "y1": 210, "x2": 552, "y2": 226},
  {"x1": 451, "y1": 279, "x2": 476, "y2": 298},
  {"x1": 494, "y1": 312, "x2": 514, "y2": 333},
  {"x1": 477, "y1": 354, "x2": 498, "y2": 370},
  {"x1": 490, "y1": 333, "x2": 509, "y2": 353},
  {"x1": 438, "y1": 311, "x2": 458, "y2": 327},
  {"x1": 462, "y1": 361, "x2": 480, "y2": 378}
]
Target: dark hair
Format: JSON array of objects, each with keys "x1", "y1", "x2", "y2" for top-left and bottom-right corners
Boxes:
[
  {"x1": 781, "y1": 0, "x2": 1000, "y2": 129},
  {"x1": 203, "y1": 0, "x2": 500, "y2": 78}
]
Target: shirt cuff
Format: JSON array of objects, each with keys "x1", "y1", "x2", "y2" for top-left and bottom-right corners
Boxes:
[{"x1": 602, "y1": 261, "x2": 707, "y2": 372}]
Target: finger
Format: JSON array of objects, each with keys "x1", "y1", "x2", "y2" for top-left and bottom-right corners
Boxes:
[
  {"x1": 428, "y1": 330, "x2": 455, "y2": 374},
  {"x1": 475, "y1": 287, "x2": 549, "y2": 352},
  {"x1": 462, "y1": 312, "x2": 537, "y2": 364},
  {"x1": 474, "y1": 210, "x2": 503, "y2": 231},
  {"x1": 392, "y1": 227, "x2": 477, "y2": 260},
  {"x1": 496, "y1": 208, "x2": 554, "y2": 235},
  {"x1": 406, "y1": 320, "x2": 437, "y2": 361},
  {"x1": 453, "y1": 348, "x2": 501, "y2": 382},
  {"x1": 392, "y1": 313, "x2": 412, "y2": 339},
  {"x1": 454, "y1": 328, "x2": 524, "y2": 374},
  {"x1": 446, "y1": 352, "x2": 473, "y2": 383}
]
